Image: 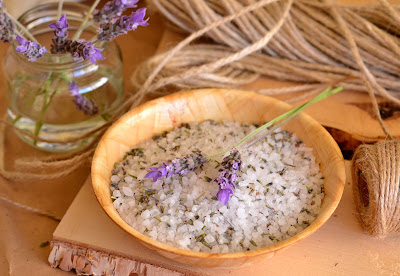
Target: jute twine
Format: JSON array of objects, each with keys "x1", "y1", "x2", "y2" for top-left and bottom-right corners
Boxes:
[
  {"x1": 133, "y1": 0, "x2": 400, "y2": 137},
  {"x1": 352, "y1": 140, "x2": 400, "y2": 237},
  {"x1": 1, "y1": 0, "x2": 400, "y2": 181},
  {"x1": 0, "y1": 195, "x2": 61, "y2": 222}
]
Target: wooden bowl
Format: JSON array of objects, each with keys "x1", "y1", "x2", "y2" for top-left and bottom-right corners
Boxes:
[{"x1": 92, "y1": 88, "x2": 345, "y2": 268}]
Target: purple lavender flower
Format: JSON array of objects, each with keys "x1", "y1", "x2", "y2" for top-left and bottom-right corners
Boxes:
[
  {"x1": 65, "y1": 39, "x2": 104, "y2": 63},
  {"x1": 0, "y1": 12, "x2": 13, "y2": 43},
  {"x1": 216, "y1": 188, "x2": 233, "y2": 205},
  {"x1": 214, "y1": 148, "x2": 242, "y2": 205},
  {"x1": 93, "y1": 0, "x2": 138, "y2": 23},
  {"x1": 68, "y1": 81, "x2": 99, "y2": 115},
  {"x1": 15, "y1": 36, "x2": 46, "y2": 62},
  {"x1": 97, "y1": 8, "x2": 148, "y2": 41},
  {"x1": 49, "y1": 14, "x2": 69, "y2": 54},
  {"x1": 48, "y1": 14, "x2": 105, "y2": 63},
  {"x1": 145, "y1": 152, "x2": 208, "y2": 182},
  {"x1": 145, "y1": 163, "x2": 168, "y2": 182}
]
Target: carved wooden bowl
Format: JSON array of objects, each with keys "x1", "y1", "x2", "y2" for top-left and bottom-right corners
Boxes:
[{"x1": 92, "y1": 89, "x2": 345, "y2": 268}]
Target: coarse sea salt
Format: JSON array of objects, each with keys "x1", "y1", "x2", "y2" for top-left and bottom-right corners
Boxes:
[{"x1": 110, "y1": 121, "x2": 324, "y2": 253}]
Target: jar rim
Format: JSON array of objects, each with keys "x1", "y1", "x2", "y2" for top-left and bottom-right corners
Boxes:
[{"x1": 12, "y1": 2, "x2": 104, "y2": 70}]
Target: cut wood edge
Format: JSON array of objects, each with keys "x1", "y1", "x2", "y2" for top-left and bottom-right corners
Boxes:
[{"x1": 48, "y1": 240, "x2": 205, "y2": 276}]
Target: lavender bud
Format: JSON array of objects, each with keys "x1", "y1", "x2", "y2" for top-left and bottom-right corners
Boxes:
[
  {"x1": 65, "y1": 39, "x2": 104, "y2": 63},
  {"x1": 49, "y1": 14, "x2": 69, "y2": 54},
  {"x1": 93, "y1": 0, "x2": 138, "y2": 23},
  {"x1": 68, "y1": 81, "x2": 99, "y2": 116},
  {"x1": 145, "y1": 152, "x2": 208, "y2": 182},
  {"x1": 15, "y1": 35, "x2": 46, "y2": 62},
  {"x1": 215, "y1": 148, "x2": 242, "y2": 204},
  {"x1": 97, "y1": 8, "x2": 148, "y2": 41}
]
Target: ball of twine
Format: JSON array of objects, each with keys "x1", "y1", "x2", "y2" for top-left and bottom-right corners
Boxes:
[{"x1": 352, "y1": 140, "x2": 400, "y2": 237}]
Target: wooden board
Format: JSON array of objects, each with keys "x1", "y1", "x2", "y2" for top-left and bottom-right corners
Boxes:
[{"x1": 51, "y1": 161, "x2": 400, "y2": 275}]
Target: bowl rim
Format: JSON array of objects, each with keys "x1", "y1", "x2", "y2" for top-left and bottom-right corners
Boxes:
[{"x1": 91, "y1": 88, "x2": 345, "y2": 260}]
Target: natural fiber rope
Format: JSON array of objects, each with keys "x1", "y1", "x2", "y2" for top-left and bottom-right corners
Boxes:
[
  {"x1": 1, "y1": 0, "x2": 400, "y2": 181},
  {"x1": 0, "y1": 195, "x2": 62, "y2": 221},
  {"x1": 131, "y1": 0, "x2": 400, "y2": 124},
  {"x1": 327, "y1": 0, "x2": 393, "y2": 138},
  {"x1": 0, "y1": 114, "x2": 91, "y2": 180},
  {"x1": 352, "y1": 140, "x2": 400, "y2": 237},
  {"x1": 132, "y1": 0, "x2": 286, "y2": 105}
]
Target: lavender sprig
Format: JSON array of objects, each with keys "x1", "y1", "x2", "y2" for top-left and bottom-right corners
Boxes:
[
  {"x1": 68, "y1": 81, "x2": 99, "y2": 115},
  {"x1": 93, "y1": 0, "x2": 138, "y2": 23},
  {"x1": 97, "y1": 8, "x2": 148, "y2": 41},
  {"x1": 144, "y1": 152, "x2": 207, "y2": 182},
  {"x1": 143, "y1": 86, "x2": 344, "y2": 205},
  {"x1": 215, "y1": 148, "x2": 242, "y2": 205},
  {"x1": 48, "y1": 15, "x2": 103, "y2": 62},
  {"x1": 49, "y1": 14, "x2": 69, "y2": 54},
  {"x1": 15, "y1": 35, "x2": 46, "y2": 62}
]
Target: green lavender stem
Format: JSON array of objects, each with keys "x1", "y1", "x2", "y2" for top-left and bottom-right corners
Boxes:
[
  {"x1": 57, "y1": 0, "x2": 65, "y2": 19},
  {"x1": 33, "y1": 77, "x2": 52, "y2": 145},
  {"x1": 237, "y1": 86, "x2": 344, "y2": 149},
  {"x1": 208, "y1": 86, "x2": 344, "y2": 158},
  {"x1": 72, "y1": 0, "x2": 101, "y2": 40},
  {"x1": 32, "y1": 74, "x2": 63, "y2": 145},
  {"x1": 12, "y1": 115, "x2": 21, "y2": 124}
]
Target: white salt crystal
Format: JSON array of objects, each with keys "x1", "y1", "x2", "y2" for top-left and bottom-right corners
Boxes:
[
  {"x1": 112, "y1": 190, "x2": 121, "y2": 198},
  {"x1": 141, "y1": 210, "x2": 151, "y2": 219},
  {"x1": 193, "y1": 220, "x2": 204, "y2": 230},
  {"x1": 111, "y1": 175, "x2": 120, "y2": 183},
  {"x1": 237, "y1": 208, "x2": 247, "y2": 219},
  {"x1": 205, "y1": 234, "x2": 215, "y2": 243},
  {"x1": 122, "y1": 187, "x2": 133, "y2": 197},
  {"x1": 124, "y1": 175, "x2": 134, "y2": 183}
]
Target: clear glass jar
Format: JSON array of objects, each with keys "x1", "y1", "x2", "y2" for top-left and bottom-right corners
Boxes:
[{"x1": 4, "y1": 2, "x2": 124, "y2": 153}]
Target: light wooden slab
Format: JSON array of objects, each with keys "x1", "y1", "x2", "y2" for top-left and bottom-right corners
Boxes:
[{"x1": 52, "y1": 161, "x2": 400, "y2": 275}]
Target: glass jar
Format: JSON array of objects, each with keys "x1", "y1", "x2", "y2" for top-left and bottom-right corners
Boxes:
[{"x1": 4, "y1": 2, "x2": 124, "y2": 153}]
